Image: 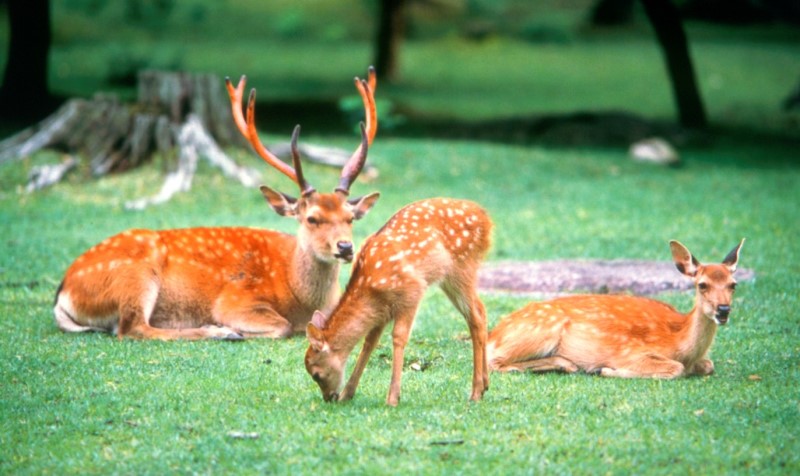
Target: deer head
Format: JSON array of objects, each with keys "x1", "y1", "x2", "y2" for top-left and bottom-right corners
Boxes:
[
  {"x1": 225, "y1": 67, "x2": 380, "y2": 263},
  {"x1": 670, "y1": 239, "x2": 744, "y2": 325},
  {"x1": 305, "y1": 310, "x2": 344, "y2": 401}
]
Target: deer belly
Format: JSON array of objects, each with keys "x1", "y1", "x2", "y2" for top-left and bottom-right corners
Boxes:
[
  {"x1": 148, "y1": 285, "x2": 215, "y2": 329},
  {"x1": 558, "y1": 326, "x2": 647, "y2": 371}
]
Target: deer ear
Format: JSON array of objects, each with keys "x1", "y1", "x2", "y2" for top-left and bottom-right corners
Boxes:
[
  {"x1": 722, "y1": 238, "x2": 744, "y2": 273},
  {"x1": 348, "y1": 192, "x2": 380, "y2": 220},
  {"x1": 311, "y1": 310, "x2": 328, "y2": 328},
  {"x1": 261, "y1": 185, "x2": 298, "y2": 217},
  {"x1": 306, "y1": 323, "x2": 328, "y2": 352},
  {"x1": 670, "y1": 240, "x2": 700, "y2": 277},
  {"x1": 307, "y1": 311, "x2": 330, "y2": 352}
]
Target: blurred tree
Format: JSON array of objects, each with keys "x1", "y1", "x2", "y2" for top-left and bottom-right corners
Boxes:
[
  {"x1": 374, "y1": 0, "x2": 407, "y2": 81},
  {"x1": 641, "y1": 0, "x2": 707, "y2": 129},
  {"x1": 0, "y1": 0, "x2": 55, "y2": 121},
  {"x1": 680, "y1": 0, "x2": 789, "y2": 24},
  {"x1": 589, "y1": 0, "x2": 636, "y2": 26},
  {"x1": 588, "y1": 0, "x2": 707, "y2": 128}
]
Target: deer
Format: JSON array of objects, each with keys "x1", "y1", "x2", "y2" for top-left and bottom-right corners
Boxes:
[
  {"x1": 487, "y1": 239, "x2": 744, "y2": 378},
  {"x1": 52, "y1": 67, "x2": 380, "y2": 340},
  {"x1": 304, "y1": 198, "x2": 493, "y2": 406}
]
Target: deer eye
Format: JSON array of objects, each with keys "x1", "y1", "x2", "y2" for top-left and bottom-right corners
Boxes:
[
  {"x1": 307, "y1": 216, "x2": 320, "y2": 226},
  {"x1": 729, "y1": 283, "x2": 737, "y2": 291},
  {"x1": 698, "y1": 282, "x2": 709, "y2": 291}
]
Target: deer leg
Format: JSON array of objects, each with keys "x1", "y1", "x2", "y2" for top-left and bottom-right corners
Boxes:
[
  {"x1": 386, "y1": 301, "x2": 421, "y2": 407},
  {"x1": 215, "y1": 310, "x2": 293, "y2": 338},
  {"x1": 687, "y1": 358, "x2": 715, "y2": 376},
  {"x1": 441, "y1": 276, "x2": 489, "y2": 401},
  {"x1": 121, "y1": 270, "x2": 240, "y2": 341},
  {"x1": 600, "y1": 354, "x2": 685, "y2": 379},
  {"x1": 118, "y1": 279, "x2": 242, "y2": 341},
  {"x1": 212, "y1": 293, "x2": 293, "y2": 338},
  {"x1": 339, "y1": 323, "x2": 387, "y2": 401},
  {"x1": 493, "y1": 356, "x2": 579, "y2": 374}
]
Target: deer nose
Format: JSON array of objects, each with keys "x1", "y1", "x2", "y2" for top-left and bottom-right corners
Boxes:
[
  {"x1": 337, "y1": 241, "x2": 353, "y2": 253},
  {"x1": 336, "y1": 241, "x2": 354, "y2": 261},
  {"x1": 717, "y1": 305, "x2": 731, "y2": 317}
]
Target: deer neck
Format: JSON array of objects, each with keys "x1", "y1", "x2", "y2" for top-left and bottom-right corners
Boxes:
[
  {"x1": 676, "y1": 302, "x2": 718, "y2": 365},
  {"x1": 288, "y1": 243, "x2": 340, "y2": 311},
  {"x1": 323, "y1": 291, "x2": 379, "y2": 359}
]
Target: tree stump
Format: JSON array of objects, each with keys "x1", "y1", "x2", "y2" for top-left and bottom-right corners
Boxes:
[{"x1": 0, "y1": 70, "x2": 375, "y2": 209}]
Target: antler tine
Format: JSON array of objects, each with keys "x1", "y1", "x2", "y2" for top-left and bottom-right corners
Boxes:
[
  {"x1": 244, "y1": 88, "x2": 298, "y2": 184},
  {"x1": 336, "y1": 122, "x2": 368, "y2": 195},
  {"x1": 335, "y1": 68, "x2": 378, "y2": 195},
  {"x1": 291, "y1": 125, "x2": 316, "y2": 197},
  {"x1": 367, "y1": 65, "x2": 377, "y2": 96},
  {"x1": 355, "y1": 76, "x2": 378, "y2": 146},
  {"x1": 224, "y1": 75, "x2": 249, "y2": 136}
]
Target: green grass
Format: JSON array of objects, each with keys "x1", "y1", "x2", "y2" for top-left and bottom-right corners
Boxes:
[
  {"x1": 1, "y1": 134, "x2": 799, "y2": 474},
  {"x1": 2, "y1": 2, "x2": 800, "y2": 473}
]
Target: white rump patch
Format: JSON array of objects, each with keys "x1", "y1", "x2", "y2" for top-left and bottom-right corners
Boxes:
[{"x1": 53, "y1": 292, "x2": 118, "y2": 334}]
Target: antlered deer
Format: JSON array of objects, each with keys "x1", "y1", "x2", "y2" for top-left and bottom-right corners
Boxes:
[
  {"x1": 487, "y1": 240, "x2": 744, "y2": 378},
  {"x1": 304, "y1": 198, "x2": 493, "y2": 406},
  {"x1": 53, "y1": 68, "x2": 380, "y2": 340}
]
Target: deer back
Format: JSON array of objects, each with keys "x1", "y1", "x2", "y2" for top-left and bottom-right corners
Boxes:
[
  {"x1": 60, "y1": 227, "x2": 300, "y2": 319},
  {"x1": 349, "y1": 198, "x2": 492, "y2": 294}
]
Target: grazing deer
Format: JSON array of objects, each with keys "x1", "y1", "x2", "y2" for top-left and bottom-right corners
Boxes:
[
  {"x1": 304, "y1": 198, "x2": 493, "y2": 406},
  {"x1": 487, "y1": 240, "x2": 744, "y2": 378},
  {"x1": 52, "y1": 68, "x2": 380, "y2": 340}
]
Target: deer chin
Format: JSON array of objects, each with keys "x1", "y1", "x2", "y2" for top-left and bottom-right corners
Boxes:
[
  {"x1": 311, "y1": 249, "x2": 347, "y2": 265},
  {"x1": 714, "y1": 314, "x2": 729, "y2": 326},
  {"x1": 334, "y1": 251, "x2": 354, "y2": 263}
]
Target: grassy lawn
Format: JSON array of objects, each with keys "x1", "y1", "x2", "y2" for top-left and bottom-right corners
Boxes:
[
  {"x1": 2, "y1": 134, "x2": 798, "y2": 473},
  {"x1": 2, "y1": 1, "x2": 800, "y2": 474}
]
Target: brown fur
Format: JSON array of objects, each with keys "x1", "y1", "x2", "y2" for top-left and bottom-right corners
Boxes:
[
  {"x1": 54, "y1": 190, "x2": 379, "y2": 340},
  {"x1": 55, "y1": 68, "x2": 381, "y2": 341},
  {"x1": 487, "y1": 240, "x2": 744, "y2": 378},
  {"x1": 305, "y1": 198, "x2": 493, "y2": 406}
]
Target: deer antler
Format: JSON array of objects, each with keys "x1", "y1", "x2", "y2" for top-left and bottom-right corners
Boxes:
[
  {"x1": 290, "y1": 125, "x2": 315, "y2": 197},
  {"x1": 225, "y1": 76, "x2": 300, "y2": 186},
  {"x1": 226, "y1": 66, "x2": 378, "y2": 196},
  {"x1": 336, "y1": 67, "x2": 378, "y2": 195}
]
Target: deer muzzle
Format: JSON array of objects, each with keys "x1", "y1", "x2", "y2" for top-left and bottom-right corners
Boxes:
[
  {"x1": 323, "y1": 391, "x2": 339, "y2": 403},
  {"x1": 715, "y1": 305, "x2": 731, "y2": 325},
  {"x1": 335, "y1": 241, "x2": 354, "y2": 262}
]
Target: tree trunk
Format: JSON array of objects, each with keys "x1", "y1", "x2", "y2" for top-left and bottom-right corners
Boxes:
[
  {"x1": 0, "y1": 71, "x2": 259, "y2": 208},
  {"x1": 374, "y1": 0, "x2": 407, "y2": 82},
  {"x1": 0, "y1": 0, "x2": 54, "y2": 121},
  {"x1": 589, "y1": 0, "x2": 637, "y2": 26},
  {"x1": 640, "y1": 0, "x2": 708, "y2": 129},
  {"x1": 0, "y1": 71, "x2": 377, "y2": 208}
]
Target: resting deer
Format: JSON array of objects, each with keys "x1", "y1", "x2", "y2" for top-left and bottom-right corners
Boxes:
[
  {"x1": 53, "y1": 68, "x2": 380, "y2": 340},
  {"x1": 487, "y1": 240, "x2": 744, "y2": 378},
  {"x1": 305, "y1": 198, "x2": 493, "y2": 406}
]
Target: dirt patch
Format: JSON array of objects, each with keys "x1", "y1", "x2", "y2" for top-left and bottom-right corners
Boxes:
[{"x1": 478, "y1": 260, "x2": 755, "y2": 296}]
